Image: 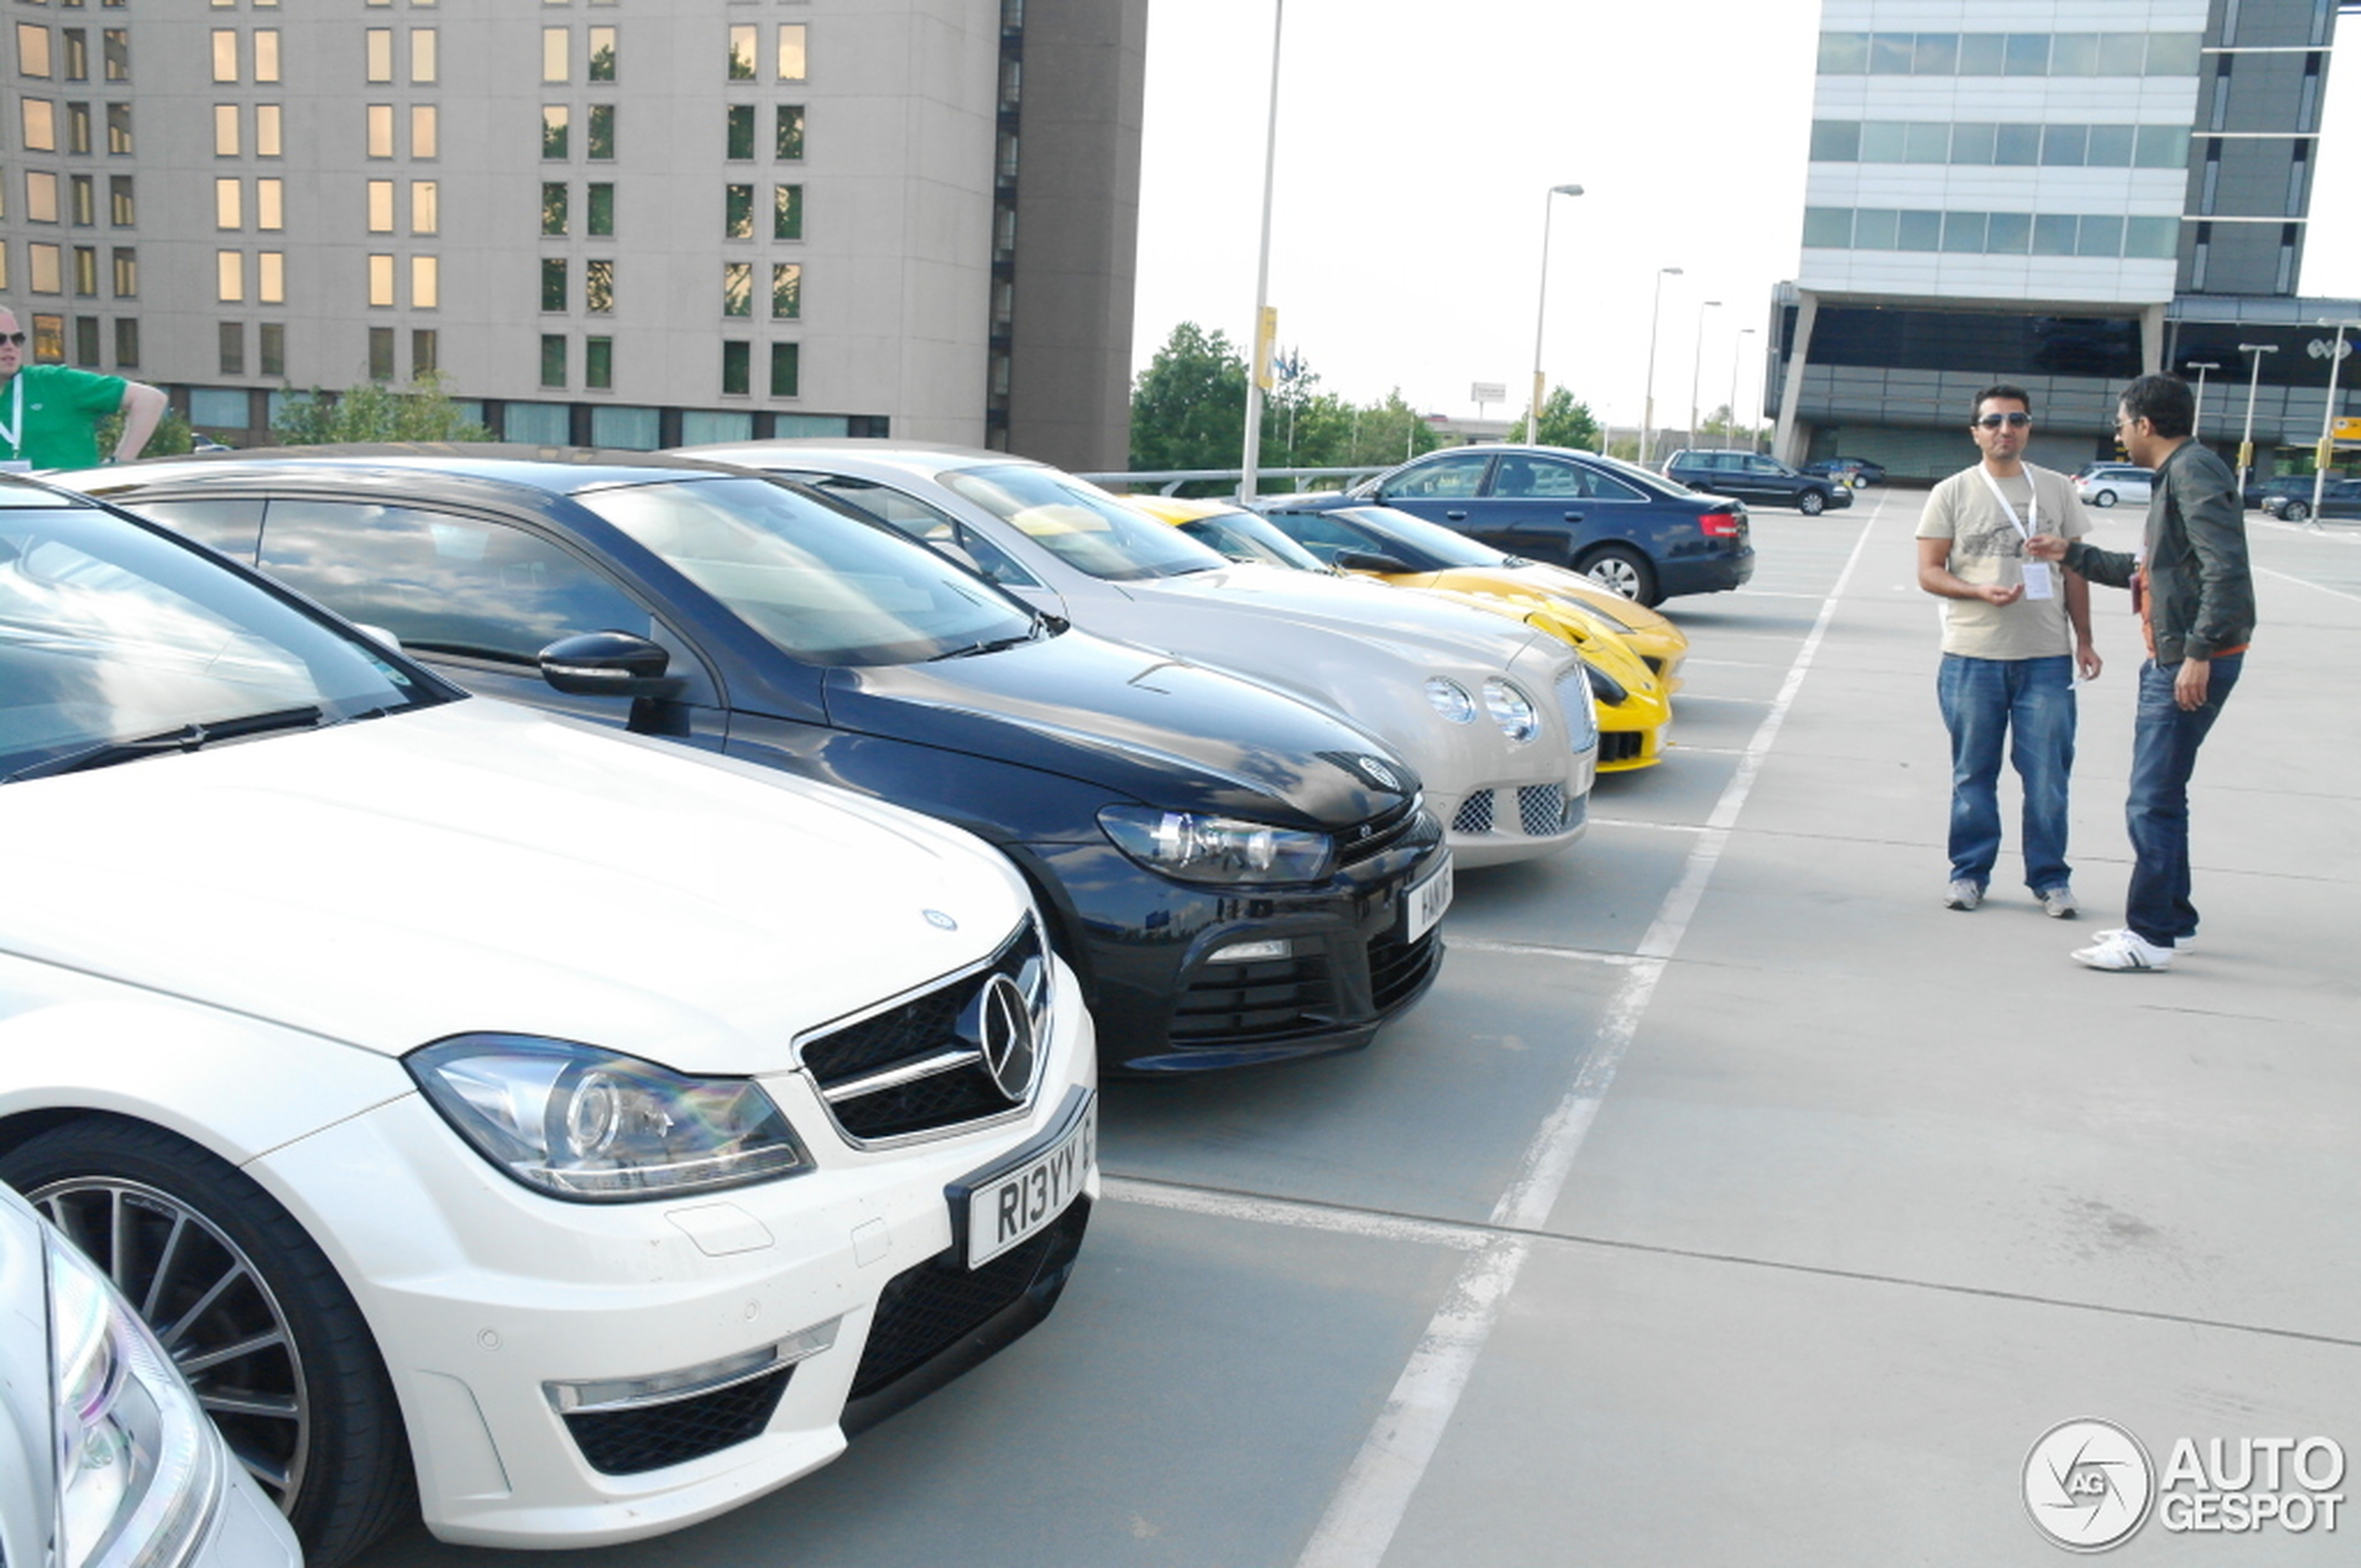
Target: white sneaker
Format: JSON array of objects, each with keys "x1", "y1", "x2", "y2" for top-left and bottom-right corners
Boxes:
[
  {"x1": 2037, "y1": 886, "x2": 2077, "y2": 919},
  {"x1": 2073, "y1": 929, "x2": 2173, "y2": 971},
  {"x1": 1945, "y1": 879, "x2": 1984, "y2": 911},
  {"x1": 2090, "y1": 927, "x2": 2195, "y2": 953}
]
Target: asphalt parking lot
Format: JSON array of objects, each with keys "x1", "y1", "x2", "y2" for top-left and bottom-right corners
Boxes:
[{"x1": 359, "y1": 490, "x2": 2361, "y2": 1567}]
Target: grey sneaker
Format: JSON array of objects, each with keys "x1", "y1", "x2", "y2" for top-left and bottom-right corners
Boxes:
[
  {"x1": 2037, "y1": 886, "x2": 2077, "y2": 919},
  {"x1": 1944, "y1": 879, "x2": 1984, "y2": 911}
]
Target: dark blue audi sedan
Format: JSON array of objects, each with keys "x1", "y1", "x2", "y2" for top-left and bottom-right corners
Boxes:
[
  {"x1": 1280, "y1": 443, "x2": 1753, "y2": 607},
  {"x1": 65, "y1": 452, "x2": 1450, "y2": 1074}
]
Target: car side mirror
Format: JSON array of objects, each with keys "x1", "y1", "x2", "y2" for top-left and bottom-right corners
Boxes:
[
  {"x1": 538, "y1": 630, "x2": 680, "y2": 699},
  {"x1": 353, "y1": 623, "x2": 402, "y2": 653},
  {"x1": 1333, "y1": 549, "x2": 1413, "y2": 574}
]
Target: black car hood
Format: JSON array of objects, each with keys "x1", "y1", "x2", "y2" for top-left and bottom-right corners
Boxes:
[{"x1": 821, "y1": 628, "x2": 1415, "y2": 831}]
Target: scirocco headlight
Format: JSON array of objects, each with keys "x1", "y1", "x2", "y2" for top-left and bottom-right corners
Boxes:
[
  {"x1": 47, "y1": 1233, "x2": 224, "y2": 1568},
  {"x1": 1099, "y1": 805, "x2": 1336, "y2": 885},
  {"x1": 408, "y1": 1035, "x2": 812, "y2": 1202},
  {"x1": 1483, "y1": 678, "x2": 1540, "y2": 742},
  {"x1": 1424, "y1": 678, "x2": 1476, "y2": 724}
]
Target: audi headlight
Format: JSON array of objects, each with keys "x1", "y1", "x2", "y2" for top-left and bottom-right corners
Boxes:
[
  {"x1": 408, "y1": 1035, "x2": 811, "y2": 1202},
  {"x1": 1098, "y1": 805, "x2": 1335, "y2": 885},
  {"x1": 1424, "y1": 678, "x2": 1476, "y2": 724},
  {"x1": 1483, "y1": 679, "x2": 1539, "y2": 742},
  {"x1": 47, "y1": 1232, "x2": 224, "y2": 1568}
]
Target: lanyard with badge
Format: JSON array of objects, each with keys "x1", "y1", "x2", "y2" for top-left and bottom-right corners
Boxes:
[
  {"x1": 0, "y1": 377, "x2": 26, "y2": 473},
  {"x1": 1975, "y1": 465, "x2": 2051, "y2": 600}
]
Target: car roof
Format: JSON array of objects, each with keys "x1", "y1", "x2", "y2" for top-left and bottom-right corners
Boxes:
[
  {"x1": 68, "y1": 443, "x2": 766, "y2": 504},
  {"x1": 672, "y1": 439, "x2": 1039, "y2": 484}
]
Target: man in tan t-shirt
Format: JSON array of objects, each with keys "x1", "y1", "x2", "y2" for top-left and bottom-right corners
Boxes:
[{"x1": 1915, "y1": 384, "x2": 2102, "y2": 916}]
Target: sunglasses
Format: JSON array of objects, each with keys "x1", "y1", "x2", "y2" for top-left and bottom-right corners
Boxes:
[
  {"x1": 1973, "y1": 412, "x2": 2032, "y2": 429},
  {"x1": 0, "y1": 333, "x2": 23, "y2": 347}
]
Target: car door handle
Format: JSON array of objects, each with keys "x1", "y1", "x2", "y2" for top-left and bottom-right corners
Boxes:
[
  {"x1": 1444, "y1": 509, "x2": 1467, "y2": 520},
  {"x1": 1563, "y1": 511, "x2": 1584, "y2": 522}
]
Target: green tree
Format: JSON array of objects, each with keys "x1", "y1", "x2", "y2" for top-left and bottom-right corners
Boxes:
[
  {"x1": 270, "y1": 372, "x2": 491, "y2": 446},
  {"x1": 1128, "y1": 323, "x2": 1249, "y2": 472},
  {"x1": 95, "y1": 404, "x2": 198, "y2": 459},
  {"x1": 1504, "y1": 387, "x2": 1602, "y2": 451}
]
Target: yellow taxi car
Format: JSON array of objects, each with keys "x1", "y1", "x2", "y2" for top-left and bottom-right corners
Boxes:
[{"x1": 1130, "y1": 495, "x2": 1675, "y2": 771}]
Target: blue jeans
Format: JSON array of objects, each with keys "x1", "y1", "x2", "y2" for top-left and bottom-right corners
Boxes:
[
  {"x1": 2124, "y1": 653, "x2": 2241, "y2": 947},
  {"x1": 1937, "y1": 653, "x2": 2076, "y2": 892}
]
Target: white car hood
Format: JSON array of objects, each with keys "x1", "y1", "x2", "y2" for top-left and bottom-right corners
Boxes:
[
  {"x1": 0, "y1": 700, "x2": 1029, "y2": 1073},
  {"x1": 1134, "y1": 562, "x2": 1563, "y2": 671}
]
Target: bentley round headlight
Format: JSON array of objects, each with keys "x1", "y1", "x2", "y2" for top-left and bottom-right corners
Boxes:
[
  {"x1": 1483, "y1": 679, "x2": 1539, "y2": 742},
  {"x1": 1424, "y1": 678, "x2": 1476, "y2": 724}
]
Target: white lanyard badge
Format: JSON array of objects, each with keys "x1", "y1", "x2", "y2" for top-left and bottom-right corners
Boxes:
[
  {"x1": 0, "y1": 377, "x2": 22, "y2": 459},
  {"x1": 1975, "y1": 465, "x2": 2051, "y2": 600}
]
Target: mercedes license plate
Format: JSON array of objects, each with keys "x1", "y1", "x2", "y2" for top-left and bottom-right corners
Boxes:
[
  {"x1": 966, "y1": 1096, "x2": 1096, "y2": 1268},
  {"x1": 1405, "y1": 853, "x2": 1454, "y2": 942}
]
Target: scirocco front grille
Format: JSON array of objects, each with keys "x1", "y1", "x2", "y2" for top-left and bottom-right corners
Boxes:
[{"x1": 798, "y1": 921, "x2": 1048, "y2": 1145}]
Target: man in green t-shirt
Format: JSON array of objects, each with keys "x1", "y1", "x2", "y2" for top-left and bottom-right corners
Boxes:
[{"x1": 0, "y1": 307, "x2": 166, "y2": 470}]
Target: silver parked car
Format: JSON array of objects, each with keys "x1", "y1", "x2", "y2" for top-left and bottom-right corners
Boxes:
[{"x1": 2073, "y1": 463, "x2": 2154, "y2": 508}]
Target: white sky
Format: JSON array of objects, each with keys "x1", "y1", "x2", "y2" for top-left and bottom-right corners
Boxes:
[{"x1": 1130, "y1": 0, "x2": 2361, "y2": 430}]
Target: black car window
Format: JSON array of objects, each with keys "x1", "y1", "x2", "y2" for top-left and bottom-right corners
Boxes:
[
  {"x1": 807, "y1": 475, "x2": 1044, "y2": 588},
  {"x1": 116, "y1": 498, "x2": 266, "y2": 562},
  {"x1": 1747, "y1": 457, "x2": 1785, "y2": 475},
  {"x1": 1565, "y1": 463, "x2": 1645, "y2": 503},
  {"x1": 1379, "y1": 452, "x2": 1489, "y2": 500},
  {"x1": 1264, "y1": 508, "x2": 1381, "y2": 564},
  {"x1": 258, "y1": 500, "x2": 653, "y2": 664},
  {"x1": 1494, "y1": 458, "x2": 1589, "y2": 500},
  {"x1": 1175, "y1": 510, "x2": 1326, "y2": 571}
]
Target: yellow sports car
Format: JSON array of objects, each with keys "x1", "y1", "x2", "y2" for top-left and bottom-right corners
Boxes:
[{"x1": 1131, "y1": 495, "x2": 1676, "y2": 771}]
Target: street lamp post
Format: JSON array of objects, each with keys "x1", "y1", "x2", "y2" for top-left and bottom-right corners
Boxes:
[
  {"x1": 1687, "y1": 299, "x2": 1722, "y2": 450},
  {"x1": 2235, "y1": 343, "x2": 2278, "y2": 506},
  {"x1": 2184, "y1": 361, "x2": 2221, "y2": 436},
  {"x1": 1526, "y1": 183, "x2": 1584, "y2": 447},
  {"x1": 1238, "y1": 0, "x2": 1286, "y2": 503},
  {"x1": 1729, "y1": 326, "x2": 1757, "y2": 456},
  {"x1": 2309, "y1": 319, "x2": 2354, "y2": 528},
  {"x1": 1637, "y1": 266, "x2": 1682, "y2": 466}
]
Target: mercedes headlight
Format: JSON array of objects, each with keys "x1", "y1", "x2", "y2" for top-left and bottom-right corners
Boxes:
[
  {"x1": 48, "y1": 1232, "x2": 224, "y2": 1568},
  {"x1": 1483, "y1": 679, "x2": 1539, "y2": 742},
  {"x1": 1099, "y1": 806, "x2": 1335, "y2": 885},
  {"x1": 1424, "y1": 678, "x2": 1476, "y2": 724},
  {"x1": 408, "y1": 1035, "x2": 812, "y2": 1202}
]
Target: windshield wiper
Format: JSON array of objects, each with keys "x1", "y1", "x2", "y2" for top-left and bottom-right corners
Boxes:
[
  {"x1": 929, "y1": 613, "x2": 1051, "y2": 661},
  {"x1": 5, "y1": 705, "x2": 327, "y2": 784}
]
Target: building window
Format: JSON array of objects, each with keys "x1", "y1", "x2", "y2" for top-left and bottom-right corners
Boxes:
[
  {"x1": 219, "y1": 321, "x2": 244, "y2": 376},
  {"x1": 105, "y1": 102, "x2": 130, "y2": 152},
  {"x1": 366, "y1": 28, "x2": 393, "y2": 82},
  {"x1": 368, "y1": 179, "x2": 395, "y2": 232},
  {"x1": 542, "y1": 182, "x2": 568, "y2": 235},
  {"x1": 60, "y1": 28, "x2": 86, "y2": 81},
  {"x1": 587, "y1": 182, "x2": 613, "y2": 235},
  {"x1": 217, "y1": 249, "x2": 244, "y2": 302},
  {"x1": 411, "y1": 105, "x2": 438, "y2": 158},
  {"x1": 724, "y1": 184, "x2": 753, "y2": 239},
  {"x1": 587, "y1": 26, "x2": 615, "y2": 81},
  {"x1": 71, "y1": 245, "x2": 97, "y2": 296},
  {"x1": 773, "y1": 184, "x2": 801, "y2": 241},
  {"x1": 215, "y1": 177, "x2": 243, "y2": 231},
  {"x1": 259, "y1": 321, "x2": 284, "y2": 377},
  {"x1": 542, "y1": 26, "x2": 567, "y2": 81},
  {"x1": 68, "y1": 101, "x2": 90, "y2": 152},
  {"x1": 585, "y1": 335, "x2": 612, "y2": 389},
  {"x1": 368, "y1": 253, "x2": 394, "y2": 306},
  {"x1": 776, "y1": 104, "x2": 804, "y2": 160},
  {"x1": 110, "y1": 244, "x2": 134, "y2": 296},
  {"x1": 68, "y1": 175, "x2": 95, "y2": 228},
  {"x1": 409, "y1": 28, "x2": 436, "y2": 85},
  {"x1": 411, "y1": 255, "x2": 437, "y2": 309},
  {"x1": 542, "y1": 105, "x2": 569, "y2": 159},
  {"x1": 31, "y1": 315, "x2": 65, "y2": 363},
  {"x1": 19, "y1": 23, "x2": 53, "y2": 79},
  {"x1": 22, "y1": 99, "x2": 57, "y2": 152},
  {"x1": 256, "y1": 103, "x2": 282, "y2": 155},
  {"x1": 251, "y1": 29, "x2": 276, "y2": 83},
  {"x1": 770, "y1": 342, "x2": 798, "y2": 398},
  {"x1": 721, "y1": 261, "x2": 752, "y2": 317},
  {"x1": 214, "y1": 103, "x2": 239, "y2": 154},
  {"x1": 725, "y1": 102, "x2": 753, "y2": 160},
  {"x1": 587, "y1": 104, "x2": 613, "y2": 160},
  {"x1": 101, "y1": 27, "x2": 127, "y2": 81},
  {"x1": 72, "y1": 315, "x2": 99, "y2": 368},
  {"x1": 411, "y1": 327, "x2": 436, "y2": 376},
  {"x1": 109, "y1": 176, "x2": 132, "y2": 226},
  {"x1": 772, "y1": 262, "x2": 800, "y2": 319},
  {"x1": 540, "y1": 257, "x2": 566, "y2": 311},
  {"x1": 257, "y1": 250, "x2": 284, "y2": 304},
  {"x1": 585, "y1": 257, "x2": 613, "y2": 312},
  {"x1": 211, "y1": 29, "x2": 238, "y2": 83},
  {"x1": 26, "y1": 173, "x2": 59, "y2": 225},
  {"x1": 727, "y1": 25, "x2": 757, "y2": 80},
  {"x1": 540, "y1": 334, "x2": 566, "y2": 388},
  {"x1": 368, "y1": 326, "x2": 394, "y2": 381},
  {"x1": 368, "y1": 104, "x2": 395, "y2": 157},
  {"x1": 777, "y1": 24, "x2": 805, "y2": 81},
  {"x1": 410, "y1": 180, "x2": 437, "y2": 234},
  {"x1": 721, "y1": 339, "x2": 749, "y2": 395},
  {"x1": 114, "y1": 316, "x2": 138, "y2": 368}
]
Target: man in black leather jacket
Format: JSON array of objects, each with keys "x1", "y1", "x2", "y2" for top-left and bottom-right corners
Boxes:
[{"x1": 2028, "y1": 373, "x2": 2254, "y2": 972}]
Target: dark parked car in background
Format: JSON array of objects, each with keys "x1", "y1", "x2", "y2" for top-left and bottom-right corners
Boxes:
[
  {"x1": 1664, "y1": 449, "x2": 1854, "y2": 515},
  {"x1": 2244, "y1": 474, "x2": 2314, "y2": 511},
  {"x1": 1801, "y1": 457, "x2": 1886, "y2": 487},
  {"x1": 1279, "y1": 443, "x2": 1753, "y2": 607},
  {"x1": 2262, "y1": 477, "x2": 2361, "y2": 523},
  {"x1": 64, "y1": 452, "x2": 1450, "y2": 1074}
]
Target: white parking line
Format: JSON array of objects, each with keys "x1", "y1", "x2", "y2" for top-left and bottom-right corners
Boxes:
[
  {"x1": 1291, "y1": 506, "x2": 1886, "y2": 1568},
  {"x1": 1102, "y1": 1178, "x2": 1493, "y2": 1252},
  {"x1": 1442, "y1": 938, "x2": 1640, "y2": 964},
  {"x1": 2255, "y1": 563, "x2": 2361, "y2": 606}
]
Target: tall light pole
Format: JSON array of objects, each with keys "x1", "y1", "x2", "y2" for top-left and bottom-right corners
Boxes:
[
  {"x1": 2184, "y1": 361, "x2": 2221, "y2": 436},
  {"x1": 1687, "y1": 298, "x2": 1722, "y2": 450},
  {"x1": 1637, "y1": 266, "x2": 1682, "y2": 466},
  {"x1": 2309, "y1": 318, "x2": 2354, "y2": 527},
  {"x1": 1729, "y1": 326, "x2": 1757, "y2": 455},
  {"x1": 2236, "y1": 342, "x2": 2278, "y2": 505},
  {"x1": 1526, "y1": 183, "x2": 1584, "y2": 447},
  {"x1": 1238, "y1": 0, "x2": 1286, "y2": 502}
]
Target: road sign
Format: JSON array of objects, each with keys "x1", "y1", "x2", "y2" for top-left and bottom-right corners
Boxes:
[
  {"x1": 2336, "y1": 416, "x2": 2361, "y2": 442},
  {"x1": 1471, "y1": 382, "x2": 1507, "y2": 405}
]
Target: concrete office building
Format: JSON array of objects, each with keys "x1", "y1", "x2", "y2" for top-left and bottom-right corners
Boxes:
[
  {"x1": 1771, "y1": 0, "x2": 2358, "y2": 481},
  {"x1": 0, "y1": 0, "x2": 1145, "y2": 470}
]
